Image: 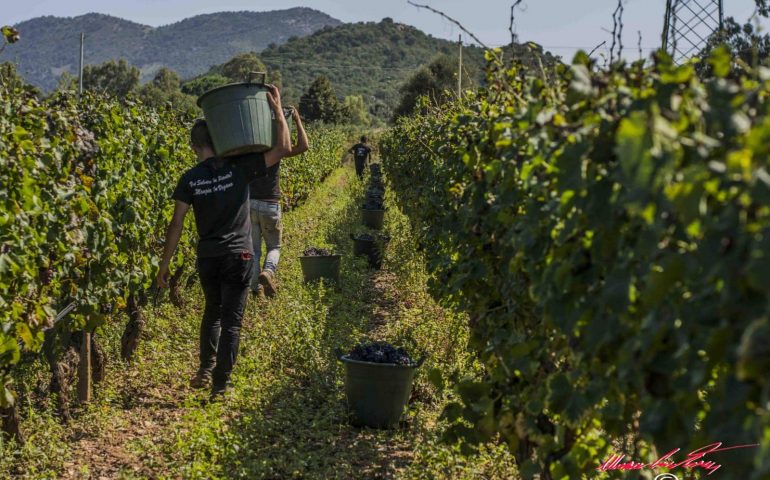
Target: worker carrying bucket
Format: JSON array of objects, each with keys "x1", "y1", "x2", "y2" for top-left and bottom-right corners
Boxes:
[{"x1": 157, "y1": 75, "x2": 292, "y2": 402}]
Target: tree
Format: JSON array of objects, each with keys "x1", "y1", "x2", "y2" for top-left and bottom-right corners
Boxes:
[
  {"x1": 755, "y1": 0, "x2": 770, "y2": 17},
  {"x1": 152, "y1": 67, "x2": 180, "y2": 92},
  {"x1": 55, "y1": 71, "x2": 78, "y2": 92},
  {"x1": 83, "y1": 59, "x2": 139, "y2": 97},
  {"x1": 697, "y1": 17, "x2": 770, "y2": 77},
  {"x1": 344, "y1": 95, "x2": 370, "y2": 126},
  {"x1": 138, "y1": 67, "x2": 198, "y2": 114},
  {"x1": 393, "y1": 54, "x2": 475, "y2": 118},
  {"x1": 270, "y1": 70, "x2": 283, "y2": 90},
  {"x1": 181, "y1": 73, "x2": 230, "y2": 97},
  {"x1": 221, "y1": 52, "x2": 266, "y2": 82},
  {"x1": 299, "y1": 75, "x2": 348, "y2": 124}
]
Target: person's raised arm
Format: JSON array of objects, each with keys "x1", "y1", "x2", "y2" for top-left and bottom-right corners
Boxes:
[
  {"x1": 287, "y1": 108, "x2": 309, "y2": 158},
  {"x1": 264, "y1": 84, "x2": 290, "y2": 168},
  {"x1": 157, "y1": 201, "x2": 190, "y2": 288}
]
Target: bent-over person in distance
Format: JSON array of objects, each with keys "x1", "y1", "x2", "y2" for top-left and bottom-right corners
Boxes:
[
  {"x1": 349, "y1": 136, "x2": 372, "y2": 180},
  {"x1": 156, "y1": 85, "x2": 291, "y2": 401},
  {"x1": 249, "y1": 107, "x2": 309, "y2": 298}
]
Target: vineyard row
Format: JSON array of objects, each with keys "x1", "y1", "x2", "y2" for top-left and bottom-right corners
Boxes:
[{"x1": 382, "y1": 49, "x2": 770, "y2": 478}]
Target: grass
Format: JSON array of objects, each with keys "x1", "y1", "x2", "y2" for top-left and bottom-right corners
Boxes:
[{"x1": 1, "y1": 166, "x2": 517, "y2": 479}]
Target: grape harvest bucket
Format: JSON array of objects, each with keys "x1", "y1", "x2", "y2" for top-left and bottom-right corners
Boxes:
[
  {"x1": 350, "y1": 233, "x2": 390, "y2": 269},
  {"x1": 336, "y1": 350, "x2": 426, "y2": 429},
  {"x1": 361, "y1": 208, "x2": 385, "y2": 230},
  {"x1": 197, "y1": 72, "x2": 288, "y2": 157},
  {"x1": 299, "y1": 254, "x2": 341, "y2": 283}
]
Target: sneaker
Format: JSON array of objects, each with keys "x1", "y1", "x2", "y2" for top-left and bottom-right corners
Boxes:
[
  {"x1": 189, "y1": 371, "x2": 211, "y2": 389},
  {"x1": 258, "y1": 270, "x2": 277, "y2": 297},
  {"x1": 251, "y1": 285, "x2": 266, "y2": 301}
]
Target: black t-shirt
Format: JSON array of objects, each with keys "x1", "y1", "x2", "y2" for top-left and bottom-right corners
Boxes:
[
  {"x1": 351, "y1": 143, "x2": 371, "y2": 162},
  {"x1": 249, "y1": 161, "x2": 281, "y2": 203},
  {"x1": 172, "y1": 153, "x2": 267, "y2": 258}
]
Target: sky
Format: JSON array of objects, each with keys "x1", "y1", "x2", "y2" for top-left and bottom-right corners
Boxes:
[{"x1": 5, "y1": 0, "x2": 769, "y2": 60}]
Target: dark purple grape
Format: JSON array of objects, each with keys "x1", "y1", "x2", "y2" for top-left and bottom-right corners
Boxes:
[{"x1": 348, "y1": 341, "x2": 414, "y2": 365}]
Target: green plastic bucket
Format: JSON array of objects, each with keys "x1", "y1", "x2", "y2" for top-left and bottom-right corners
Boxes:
[
  {"x1": 351, "y1": 234, "x2": 390, "y2": 269},
  {"x1": 197, "y1": 72, "x2": 275, "y2": 157},
  {"x1": 338, "y1": 354, "x2": 425, "y2": 429},
  {"x1": 299, "y1": 255, "x2": 341, "y2": 283},
  {"x1": 361, "y1": 209, "x2": 385, "y2": 230}
]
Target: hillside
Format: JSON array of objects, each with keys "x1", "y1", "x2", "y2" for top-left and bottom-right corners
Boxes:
[
  {"x1": 259, "y1": 19, "x2": 486, "y2": 117},
  {"x1": 2, "y1": 8, "x2": 342, "y2": 90}
]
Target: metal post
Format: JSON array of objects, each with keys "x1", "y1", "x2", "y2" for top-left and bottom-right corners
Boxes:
[
  {"x1": 718, "y1": 0, "x2": 724, "y2": 31},
  {"x1": 662, "y1": 0, "x2": 724, "y2": 63},
  {"x1": 457, "y1": 34, "x2": 463, "y2": 99},
  {"x1": 78, "y1": 32, "x2": 84, "y2": 95},
  {"x1": 662, "y1": 0, "x2": 673, "y2": 51}
]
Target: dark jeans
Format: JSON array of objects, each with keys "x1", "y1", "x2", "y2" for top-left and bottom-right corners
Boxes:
[
  {"x1": 355, "y1": 158, "x2": 366, "y2": 179},
  {"x1": 197, "y1": 252, "x2": 254, "y2": 390}
]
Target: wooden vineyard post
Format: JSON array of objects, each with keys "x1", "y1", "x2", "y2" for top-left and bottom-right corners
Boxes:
[
  {"x1": 77, "y1": 331, "x2": 91, "y2": 403},
  {"x1": 1, "y1": 404, "x2": 25, "y2": 445}
]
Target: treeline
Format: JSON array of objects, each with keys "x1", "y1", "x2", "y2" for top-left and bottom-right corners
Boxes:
[
  {"x1": 4, "y1": 52, "x2": 377, "y2": 127},
  {"x1": 2, "y1": 19, "x2": 561, "y2": 125},
  {"x1": 382, "y1": 48, "x2": 770, "y2": 478},
  {"x1": 44, "y1": 51, "x2": 485, "y2": 125}
]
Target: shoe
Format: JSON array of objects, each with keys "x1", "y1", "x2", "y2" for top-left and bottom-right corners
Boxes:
[
  {"x1": 251, "y1": 285, "x2": 266, "y2": 301},
  {"x1": 209, "y1": 383, "x2": 232, "y2": 403},
  {"x1": 258, "y1": 270, "x2": 277, "y2": 297},
  {"x1": 189, "y1": 371, "x2": 211, "y2": 389}
]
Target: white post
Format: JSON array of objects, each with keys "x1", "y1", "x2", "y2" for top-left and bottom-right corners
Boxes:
[{"x1": 78, "y1": 33, "x2": 84, "y2": 95}]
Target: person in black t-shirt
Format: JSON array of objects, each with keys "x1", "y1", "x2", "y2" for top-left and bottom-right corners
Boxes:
[
  {"x1": 349, "y1": 136, "x2": 372, "y2": 179},
  {"x1": 249, "y1": 107, "x2": 309, "y2": 298},
  {"x1": 156, "y1": 84, "x2": 291, "y2": 400}
]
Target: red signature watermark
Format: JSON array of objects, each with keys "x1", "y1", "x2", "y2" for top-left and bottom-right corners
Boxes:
[{"x1": 597, "y1": 442, "x2": 758, "y2": 476}]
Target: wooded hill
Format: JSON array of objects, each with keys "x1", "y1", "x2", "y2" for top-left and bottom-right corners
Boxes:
[
  {"x1": 192, "y1": 18, "x2": 558, "y2": 119},
  {"x1": 1, "y1": 8, "x2": 341, "y2": 90},
  {"x1": 259, "y1": 18, "x2": 486, "y2": 118},
  {"x1": 3, "y1": 10, "x2": 559, "y2": 121}
]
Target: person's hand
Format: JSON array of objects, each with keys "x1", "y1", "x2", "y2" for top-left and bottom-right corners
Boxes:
[
  {"x1": 290, "y1": 106, "x2": 300, "y2": 120},
  {"x1": 156, "y1": 265, "x2": 170, "y2": 289},
  {"x1": 265, "y1": 84, "x2": 282, "y2": 112}
]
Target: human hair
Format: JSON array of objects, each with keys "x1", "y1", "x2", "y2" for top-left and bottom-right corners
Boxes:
[
  {"x1": 191, "y1": 119, "x2": 214, "y2": 149},
  {"x1": 360, "y1": 135, "x2": 367, "y2": 143}
]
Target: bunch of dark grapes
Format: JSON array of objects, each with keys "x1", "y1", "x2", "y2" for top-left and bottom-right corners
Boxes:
[
  {"x1": 304, "y1": 247, "x2": 332, "y2": 256},
  {"x1": 38, "y1": 267, "x2": 54, "y2": 285},
  {"x1": 354, "y1": 233, "x2": 390, "y2": 243},
  {"x1": 348, "y1": 341, "x2": 414, "y2": 365}
]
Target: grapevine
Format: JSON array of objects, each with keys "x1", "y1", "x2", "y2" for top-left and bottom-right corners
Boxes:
[
  {"x1": 383, "y1": 49, "x2": 770, "y2": 478},
  {"x1": 0, "y1": 79, "x2": 344, "y2": 412}
]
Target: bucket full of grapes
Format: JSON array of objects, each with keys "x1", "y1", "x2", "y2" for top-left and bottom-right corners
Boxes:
[
  {"x1": 299, "y1": 247, "x2": 341, "y2": 283},
  {"x1": 361, "y1": 200, "x2": 385, "y2": 230},
  {"x1": 350, "y1": 233, "x2": 390, "y2": 269},
  {"x1": 337, "y1": 342, "x2": 425, "y2": 429}
]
